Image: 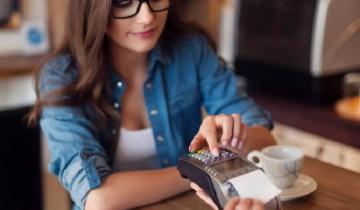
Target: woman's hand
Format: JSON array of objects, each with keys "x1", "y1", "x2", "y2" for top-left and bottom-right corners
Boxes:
[
  {"x1": 190, "y1": 182, "x2": 219, "y2": 210},
  {"x1": 189, "y1": 114, "x2": 247, "y2": 156},
  {"x1": 224, "y1": 198, "x2": 264, "y2": 210},
  {"x1": 190, "y1": 182, "x2": 264, "y2": 210}
]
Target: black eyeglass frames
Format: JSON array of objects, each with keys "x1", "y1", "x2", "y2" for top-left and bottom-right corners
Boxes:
[{"x1": 111, "y1": 0, "x2": 170, "y2": 19}]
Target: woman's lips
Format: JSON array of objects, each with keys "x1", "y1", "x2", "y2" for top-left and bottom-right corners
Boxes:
[{"x1": 131, "y1": 28, "x2": 156, "y2": 39}]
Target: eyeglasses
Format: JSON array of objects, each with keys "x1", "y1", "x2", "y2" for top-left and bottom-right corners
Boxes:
[{"x1": 111, "y1": 0, "x2": 170, "y2": 19}]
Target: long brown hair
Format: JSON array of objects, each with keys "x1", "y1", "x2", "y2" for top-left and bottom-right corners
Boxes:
[{"x1": 28, "y1": 0, "x2": 214, "y2": 126}]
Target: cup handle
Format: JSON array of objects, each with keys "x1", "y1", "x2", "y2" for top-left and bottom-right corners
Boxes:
[{"x1": 247, "y1": 150, "x2": 263, "y2": 168}]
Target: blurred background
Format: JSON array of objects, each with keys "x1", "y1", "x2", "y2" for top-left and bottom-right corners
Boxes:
[{"x1": 0, "y1": 0, "x2": 359, "y2": 210}]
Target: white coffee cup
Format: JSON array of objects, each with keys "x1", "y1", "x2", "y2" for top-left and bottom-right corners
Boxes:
[{"x1": 247, "y1": 145, "x2": 304, "y2": 189}]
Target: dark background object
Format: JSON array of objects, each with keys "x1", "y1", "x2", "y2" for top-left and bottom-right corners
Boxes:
[
  {"x1": 237, "y1": 0, "x2": 316, "y2": 71},
  {"x1": 0, "y1": 107, "x2": 42, "y2": 210},
  {"x1": 235, "y1": 58, "x2": 345, "y2": 105},
  {"x1": 234, "y1": 0, "x2": 360, "y2": 105},
  {"x1": 0, "y1": 0, "x2": 16, "y2": 26}
]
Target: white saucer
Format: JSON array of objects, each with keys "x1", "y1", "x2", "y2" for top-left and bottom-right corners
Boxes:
[{"x1": 279, "y1": 174, "x2": 317, "y2": 201}]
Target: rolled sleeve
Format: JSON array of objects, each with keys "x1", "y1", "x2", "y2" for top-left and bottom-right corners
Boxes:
[
  {"x1": 39, "y1": 54, "x2": 112, "y2": 209},
  {"x1": 41, "y1": 108, "x2": 112, "y2": 209}
]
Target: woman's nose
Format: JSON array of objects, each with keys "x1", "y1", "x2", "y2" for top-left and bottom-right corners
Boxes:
[{"x1": 136, "y1": 2, "x2": 155, "y2": 24}]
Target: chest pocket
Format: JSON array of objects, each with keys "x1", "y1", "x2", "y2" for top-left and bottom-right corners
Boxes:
[{"x1": 168, "y1": 87, "x2": 200, "y2": 114}]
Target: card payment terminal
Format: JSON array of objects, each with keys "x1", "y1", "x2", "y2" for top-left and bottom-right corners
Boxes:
[{"x1": 177, "y1": 148, "x2": 261, "y2": 210}]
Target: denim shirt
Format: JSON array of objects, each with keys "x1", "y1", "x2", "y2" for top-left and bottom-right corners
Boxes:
[{"x1": 39, "y1": 35, "x2": 273, "y2": 210}]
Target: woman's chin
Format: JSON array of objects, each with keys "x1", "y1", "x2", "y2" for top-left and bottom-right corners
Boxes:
[{"x1": 130, "y1": 42, "x2": 157, "y2": 54}]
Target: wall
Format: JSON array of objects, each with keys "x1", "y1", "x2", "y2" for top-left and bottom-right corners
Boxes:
[
  {"x1": 48, "y1": 0, "x2": 68, "y2": 49},
  {"x1": 183, "y1": 0, "x2": 226, "y2": 44}
]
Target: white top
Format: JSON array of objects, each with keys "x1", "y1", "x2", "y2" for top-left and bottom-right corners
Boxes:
[{"x1": 112, "y1": 127, "x2": 160, "y2": 171}]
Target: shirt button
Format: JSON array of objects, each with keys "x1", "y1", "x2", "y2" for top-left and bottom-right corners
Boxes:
[
  {"x1": 157, "y1": 135, "x2": 164, "y2": 143},
  {"x1": 114, "y1": 102, "x2": 120, "y2": 108},
  {"x1": 146, "y1": 83, "x2": 152, "y2": 89},
  {"x1": 150, "y1": 109, "x2": 158, "y2": 115},
  {"x1": 162, "y1": 159, "x2": 169, "y2": 165},
  {"x1": 81, "y1": 152, "x2": 90, "y2": 160},
  {"x1": 112, "y1": 129, "x2": 117, "y2": 135},
  {"x1": 117, "y1": 81, "x2": 123, "y2": 88}
]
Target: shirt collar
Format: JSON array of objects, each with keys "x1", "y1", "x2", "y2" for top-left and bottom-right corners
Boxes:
[{"x1": 148, "y1": 42, "x2": 171, "y2": 67}]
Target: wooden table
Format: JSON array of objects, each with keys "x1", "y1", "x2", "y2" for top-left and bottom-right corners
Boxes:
[{"x1": 135, "y1": 157, "x2": 360, "y2": 210}]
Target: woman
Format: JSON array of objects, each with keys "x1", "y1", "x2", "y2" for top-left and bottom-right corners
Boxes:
[{"x1": 29, "y1": 0, "x2": 276, "y2": 210}]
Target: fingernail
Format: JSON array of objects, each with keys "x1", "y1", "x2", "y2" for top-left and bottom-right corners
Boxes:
[
  {"x1": 231, "y1": 138, "x2": 238, "y2": 147},
  {"x1": 237, "y1": 140, "x2": 244, "y2": 150},
  {"x1": 221, "y1": 141, "x2": 228, "y2": 146},
  {"x1": 188, "y1": 143, "x2": 193, "y2": 152},
  {"x1": 211, "y1": 148, "x2": 219, "y2": 157}
]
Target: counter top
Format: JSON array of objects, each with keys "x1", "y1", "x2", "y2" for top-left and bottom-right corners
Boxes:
[
  {"x1": 252, "y1": 93, "x2": 360, "y2": 149},
  {"x1": 0, "y1": 54, "x2": 47, "y2": 111},
  {"x1": 0, "y1": 75, "x2": 35, "y2": 111},
  {"x1": 0, "y1": 54, "x2": 48, "y2": 76}
]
